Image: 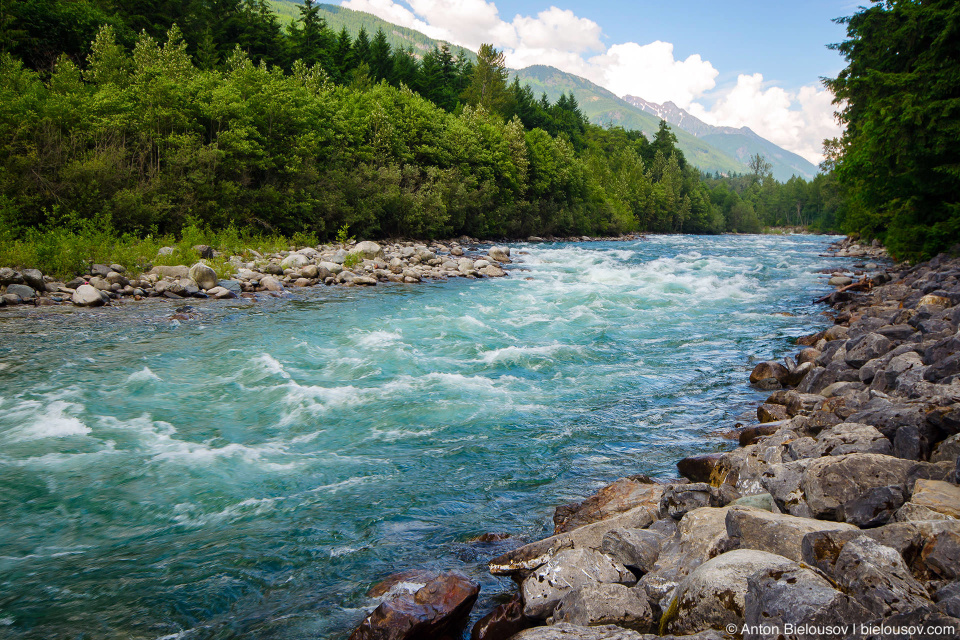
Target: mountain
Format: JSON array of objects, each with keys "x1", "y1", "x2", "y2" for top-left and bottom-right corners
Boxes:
[
  {"x1": 273, "y1": 2, "x2": 474, "y2": 60},
  {"x1": 273, "y1": 2, "x2": 816, "y2": 180},
  {"x1": 511, "y1": 65, "x2": 747, "y2": 176},
  {"x1": 623, "y1": 96, "x2": 819, "y2": 181}
]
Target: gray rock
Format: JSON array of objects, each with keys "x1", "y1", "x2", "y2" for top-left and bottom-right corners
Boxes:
[
  {"x1": 489, "y1": 506, "x2": 655, "y2": 578},
  {"x1": 189, "y1": 263, "x2": 218, "y2": 290},
  {"x1": 318, "y1": 260, "x2": 343, "y2": 275},
  {"x1": 661, "y1": 549, "x2": 795, "y2": 636},
  {"x1": 157, "y1": 246, "x2": 174, "y2": 256},
  {"x1": 481, "y1": 264, "x2": 506, "y2": 277},
  {"x1": 787, "y1": 422, "x2": 892, "y2": 459},
  {"x1": 151, "y1": 265, "x2": 190, "y2": 279},
  {"x1": 935, "y1": 581, "x2": 960, "y2": 618},
  {"x1": 259, "y1": 275, "x2": 283, "y2": 292},
  {"x1": 192, "y1": 244, "x2": 213, "y2": 259},
  {"x1": 863, "y1": 605, "x2": 960, "y2": 640},
  {"x1": 521, "y1": 548, "x2": 634, "y2": 620},
  {"x1": 350, "y1": 241, "x2": 383, "y2": 260},
  {"x1": 659, "y1": 483, "x2": 721, "y2": 520},
  {"x1": 600, "y1": 528, "x2": 664, "y2": 574},
  {"x1": 0, "y1": 267, "x2": 20, "y2": 284},
  {"x1": 922, "y1": 530, "x2": 960, "y2": 579},
  {"x1": 90, "y1": 263, "x2": 112, "y2": 277},
  {"x1": 280, "y1": 253, "x2": 310, "y2": 270},
  {"x1": 829, "y1": 275, "x2": 853, "y2": 286},
  {"x1": 550, "y1": 583, "x2": 654, "y2": 632},
  {"x1": 725, "y1": 506, "x2": 857, "y2": 561},
  {"x1": 1, "y1": 293, "x2": 19, "y2": 305},
  {"x1": 300, "y1": 264, "x2": 319, "y2": 279},
  {"x1": 761, "y1": 453, "x2": 913, "y2": 523},
  {"x1": 263, "y1": 263, "x2": 284, "y2": 276},
  {"x1": 744, "y1": 565, "x2": 871, "y2": 640},
  {"x1": 894, "y1": 502, "x2": 957, "y2": 522},
  {"x1": 20, "y1": 269, "x2": 44, "y2": 290},
  {"x1": 5, "y1": 283, "x2": 36, "y2": 300},
  {"x1": 72, "y1": 284, "x2": 105, "y2": 307},
  {"x1": 932, "y1": 433, "x2": 960, "y2": 464},
  {"x1": 846, "y1": 333, "x2": 894, "y2": 368},
  {"x1": 832, "y1": 535, "x2": 931, "y2": 617}
]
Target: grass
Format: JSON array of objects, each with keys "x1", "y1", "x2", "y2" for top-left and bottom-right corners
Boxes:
[{"x1": 0, "y1": 215, "x2": 319, "y2": 281}]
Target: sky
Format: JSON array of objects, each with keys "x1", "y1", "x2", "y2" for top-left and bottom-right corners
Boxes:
[{"x1": 339, "y1": 0, "x2": 863, "y2": 164}]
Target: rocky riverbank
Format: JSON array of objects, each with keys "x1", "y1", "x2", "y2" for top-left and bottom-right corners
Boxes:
[
  {"x1": 347, "y1": 237, "x2": 960, "y2": 640},
  {"x1": 0, "y1": 234, "x2": 643, "y2": 309}
]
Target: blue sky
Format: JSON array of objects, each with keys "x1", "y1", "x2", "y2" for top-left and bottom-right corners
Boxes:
[
  {"x1": 497, "y1": 1, "x2": 856, "y2": 92},
  {"x1": 341, "y1": 0, "x2": 858, "y2": 162}
]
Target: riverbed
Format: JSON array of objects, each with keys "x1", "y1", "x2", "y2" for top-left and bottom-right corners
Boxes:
[{"x1": 0, "y1": 235, "x2": 850, "y2": 639}]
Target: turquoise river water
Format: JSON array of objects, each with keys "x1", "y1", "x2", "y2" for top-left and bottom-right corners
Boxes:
[{"x1": 0, "y1": 235, "x2": 852, "y2": 639}]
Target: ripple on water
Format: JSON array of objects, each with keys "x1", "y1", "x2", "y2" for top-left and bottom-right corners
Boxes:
[{"x1": 0, "y1": 235, "x2": 853, "y2": 639}]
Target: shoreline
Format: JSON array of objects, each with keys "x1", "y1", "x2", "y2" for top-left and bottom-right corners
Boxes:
[
  {"x1": 348, "y1": 237, "x2": 960, "y2": 640},
  {"x1": 0, "y1": 234, "x2": 645, "y2": 311}
]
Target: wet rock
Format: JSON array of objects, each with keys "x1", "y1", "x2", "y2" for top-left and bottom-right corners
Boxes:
[
  {"x1": 349, "y1": 571, "x2": 479, "y2": 640},
  {"x1": 188, "y1": 263, "x2": 218, "y2": 290},
  {"x1": 471, "y1": 595, "x2": 531, "y2": 640},
  {"x1": 600, "y1": 528, "x2": 664, "y2": 574},
  {"x1": 725, "y1": 506, "x2": 857, "y2": 561},
  {"x1": 659, "y1": 483, "x2": 721, "y2": 520},
  {"x1": 749, "y1": 361, "x2": 789, "y2": 386},
  {"x1": 743, "y1": 565, "x2": 871, "y2": 640},
  {"x1": 259, "y1": 275, "x2": 284, "y2": 292},
  {"x1": 481, "y1": 265, "x2": 506, "y2": 277},
  {"x1": 553, "y1": 477, "x2": 662, "y2": 534},
  {"x1": 661, "y1": 549, "x2": 795, "y2": 636},
  {"x1": 676, "y1": 453, "x2": 724, "y2": 483},
  {"x1": 757, "y1": 403, "x2": 789, "y2": 423},
  {"x1": 521, "y1": 548, "x2": 634, "y2": 620},
  {"x1": 488, "y1": 246, "x2": 511, "y2": 263},
  {"x1": 72, "y1": 284, "x2": 105, "y2": 307},
  {"x1": 911, "y1": 479, "x2": 960, "y2": 518},
  {"x1": 5, "y1": 283, "x2": 35, "y2": 301},
  {"x1": 551, "y1": 583, "x2": 654, "y2": 632}
]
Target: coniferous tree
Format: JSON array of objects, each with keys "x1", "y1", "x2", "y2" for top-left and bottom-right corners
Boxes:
[{"x1": 462, "y1": 43, "x2": 509, "y2": 116}]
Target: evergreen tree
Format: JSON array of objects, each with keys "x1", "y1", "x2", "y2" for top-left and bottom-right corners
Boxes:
[
  {"x1": 462, "y1": 43, "x2": 509, "y2": 115},
  {"x1": 368, "y1": 28, "x2": 392, "y2": 82}
]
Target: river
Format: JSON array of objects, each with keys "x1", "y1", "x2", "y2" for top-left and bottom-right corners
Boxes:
[{"x1": 0, "y1": 234, "x2": 850, "y2": 639}]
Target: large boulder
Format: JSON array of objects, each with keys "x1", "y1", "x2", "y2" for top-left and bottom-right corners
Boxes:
[
  {"x1": 520, "y1": 548, "x2": 634, "y2": 620},
  {"x1": 845, "y1": 333, "x2": 894, "y2": 368},
  {"x1": 725, "y1": 505, "x2": 857, "y2": 561},
  {"x1": 5, "y1": 283, "x2": 36, "y2": 300},
  {"x1": 677, "y1": 453, "x2": 725, "y2": 483},
  {"x1": 786, "y1": 422, "x2": 892, "y2": 460},
  {"x1": 72, "y1": 284, "x2": 105, "y2": 307},
  {"x1": 921, "y1": 530, "x2": 960, "y2": 579},
  {"x1": 352, "y1": 241, "x2": 385, "y2": 260},
  {"x1": 280, "y1": 253, "x2": 311, "y2": 270},
  {"x1": 749, "y1": 361, "x2": 789, "y2": 387},
  {"x1": 743, "y1": 565, "x2": 871, "y2": 639},
  {"x1": 831, "y1": 535, "x2": 932, "y2": 617},
  {"x1": 554, "y1": 477, "x2": 662, "y2": 534},
  {"x1": 600, "y1": 528, "x2": 664, "y2": 574},
  {"x1": 760, "y1": 453, "x2": 913, "y2": 525},
  {"x1": 20, "y1": 268, "x2": 45, "y2": 290},
  {"x1": 658, "y1": 483, "x2": 721, "y2": 520},
  {"x1": 661, "y1": 549, "x2": 796, "y2": 636},
  {"x1": 509, "y1": 623, "x2": 646, "y2": 640},
  {"x1": 551, "y1": 583, "x2": 655, "y2": 632},
  {"x1": 488, "y1": 246, "x2": 511, "y2": 263},
  {"x1": 349, "y1": 571, "x2": 479, "y2": 640},
  {"x1": 188, "y1": 263, "x2": 218, "y2": 290}
]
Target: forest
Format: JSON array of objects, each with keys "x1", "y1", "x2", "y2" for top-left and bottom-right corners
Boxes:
[{"x1": 0, "y1": 0, "x2": 847, "y2": 269}]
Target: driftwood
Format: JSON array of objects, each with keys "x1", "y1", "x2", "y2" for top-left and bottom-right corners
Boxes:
[{"x1": 815, "y1": 278, "x2": 872, "y2": 303}]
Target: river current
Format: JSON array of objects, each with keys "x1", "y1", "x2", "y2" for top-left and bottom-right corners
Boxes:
[{"x1": 0, "y1": 235, "x2": 851, "y2": 639}]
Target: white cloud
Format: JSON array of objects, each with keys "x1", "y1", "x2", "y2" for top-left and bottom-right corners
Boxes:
[
  {"x1": 338, "y1": 0, "x2": 839, "y2": 164},
  {"x1": 687, "y1": 73, "x2": 841, "y2": 164},
  {"x1": 586, "y1": 41, "x2": 718, "y2": 109}
]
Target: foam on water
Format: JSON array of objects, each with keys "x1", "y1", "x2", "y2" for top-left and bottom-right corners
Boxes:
[{"x1": 0, "y1": 235, "x2": 852, "y2": 640}]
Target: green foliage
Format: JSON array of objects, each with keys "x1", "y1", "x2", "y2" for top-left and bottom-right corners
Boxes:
[
  {"x1": 334, "y1": 223, "x2": 353, "y2": 244},
  {"x1": 826, "y1": 0, "x2": 960, "y2": 260},
  {"x1": 343, "y1": 252, "x2": 361, "y2": 269}
]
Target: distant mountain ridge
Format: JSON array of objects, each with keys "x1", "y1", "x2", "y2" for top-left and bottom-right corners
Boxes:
[
  {"x1": 275, "y1": 1, "x2": 818, "y2": 180},
  {"x1": 623, "y1": 95, "x2": 819, "y2": 180}
]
